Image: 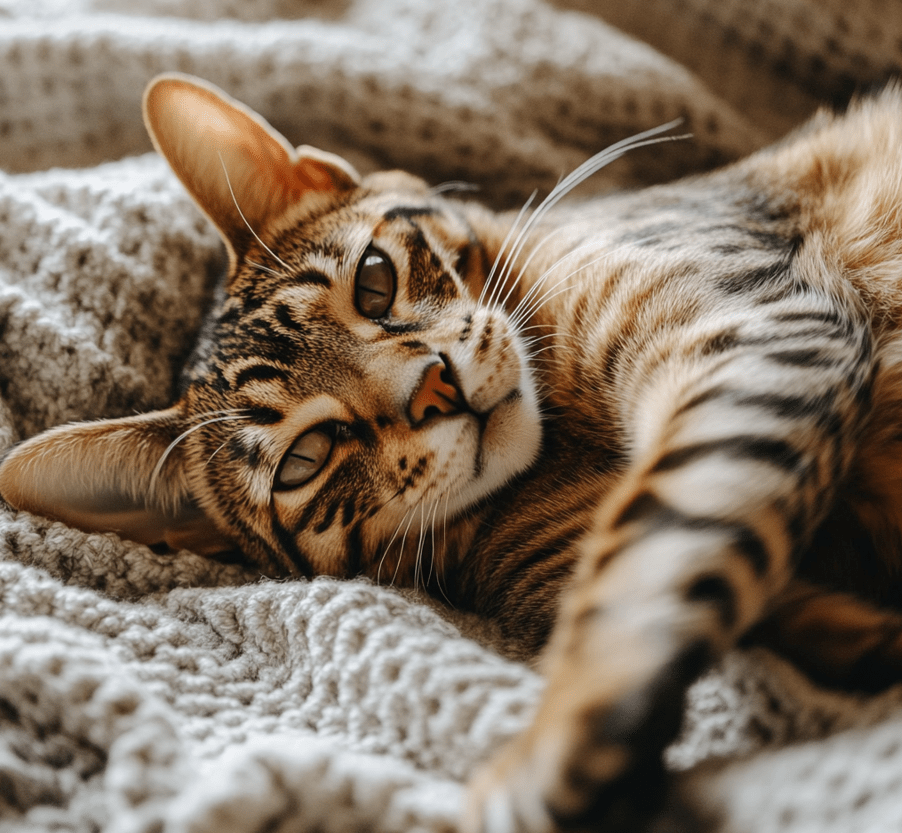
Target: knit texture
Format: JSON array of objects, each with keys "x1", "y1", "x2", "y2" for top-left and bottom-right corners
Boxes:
[{"x1": 2, "y1": 1, "x2": 902, "y2": 830}]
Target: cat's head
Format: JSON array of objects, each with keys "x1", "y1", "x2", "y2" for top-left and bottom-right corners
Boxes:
[{"x1": 0, "y1": 74, "x2": 542, "y2": 579}]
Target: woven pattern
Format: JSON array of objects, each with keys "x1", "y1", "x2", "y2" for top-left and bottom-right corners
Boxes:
[{"x1": 2, "y1": 0, "x2": 902, "y2": 830}]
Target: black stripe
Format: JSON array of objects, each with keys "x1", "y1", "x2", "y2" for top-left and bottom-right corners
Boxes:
[
  {"x1": 615, "y1": 491, "x2": 665, "y2": 527},
  {"x1": 270, "y1": 517, "x2": 314, "y2": 578},
  {"x1": 613, "y1": 491, "x2": 771, "y2": 576},
  {"x1": 296, "y1": 270, "x2": 331, "y2": 287},
  {"x1": 676, "y1": 387, "x2": 834, "y2": 425},
  {"x1": 499, "y1": 525, "x2": 585, "y2": 587},
  {"x1": 772, "y1": 309, "x2": 844, "y2": 327},
  {"x1": 383, "y1": 205, "x2": 436, "y2": 222},
  {"x1": 734, "y1": 391, "x2": 828, "y2": 420},
  {"x1": 673, "y1": 385, "x2": 730, "y2": 418},
  {"x1": 766, "y1": 348, "x2": 837, "y2": 368},
  {"x1": 293, "y1": 499, "x2": 319, "y2": 534},
  {"x1": 246, "y1": 405, "x2": 284, "y2": 426},
  {"x1": 234, "y1": 364, "x2": 289, "y2": 389},
  {"x1": 509, "y1": 557, "x2": 578, "y2": 618},
  {"x1": 652, "y1": 435, "x2": 802, "y2": 473},
  {"x1": 380, "y1": 320, "x2": 426, "y2": 335},
  {"x1": 275, "y1": 303, "x2": 304, "y2": 332},
  {"x1": 687, "y1": 574, "x2": 738, "y2": 629},
  {"x1": 345, "y1": 523, "x2": 364, "y2": 577},
  {"x1": 700, "y1": 328, "x2": 740, "y2": 355},
  {"x1": 718, "y1": 260, "x2": 791, "y2": 295},
  {"x1": 341, "y1": 496, "x2": 357, "y2": 528},
  {"x1": 314, "y1": 496, "x2": 342, "y2": 534}
]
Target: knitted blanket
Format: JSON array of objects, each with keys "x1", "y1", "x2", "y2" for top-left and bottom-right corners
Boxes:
[{"x1": 2, "y1": 1, "x2": 902, "y2": 830}]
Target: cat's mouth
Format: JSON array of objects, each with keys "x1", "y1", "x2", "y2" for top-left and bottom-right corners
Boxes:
[{"x1": 470, "y1": 390, "x2": 521, "y2": 479}]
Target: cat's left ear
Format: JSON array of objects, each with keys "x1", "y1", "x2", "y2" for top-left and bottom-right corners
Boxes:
[
  {"x1": 142, "y1": 72, "x2": 361, "y2": 268},
  {"x1": 0, "y1": 408, "x2": 236, "y2": 556}
]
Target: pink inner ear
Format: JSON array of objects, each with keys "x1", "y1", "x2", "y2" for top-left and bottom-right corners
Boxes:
[{"x1": 297, "y1": 162, "x2": 334, "y2": 191}]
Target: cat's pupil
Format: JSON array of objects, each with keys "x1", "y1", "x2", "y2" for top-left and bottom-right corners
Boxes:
[
  {"x1": 276, "y1": 427, "x2": 334, "y2": 489},
  {"x1": 355, "y1": 247, "x2": 395, "y2": 318}
]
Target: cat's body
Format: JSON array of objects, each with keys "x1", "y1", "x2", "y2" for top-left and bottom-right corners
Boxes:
[{"x1": 4, "y1": 75, "x2": 902, "y2": 831}]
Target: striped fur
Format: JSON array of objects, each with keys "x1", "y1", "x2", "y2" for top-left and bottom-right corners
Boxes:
[{"x1": 5, "y1": 76, "x2": 902, "y2": 830}]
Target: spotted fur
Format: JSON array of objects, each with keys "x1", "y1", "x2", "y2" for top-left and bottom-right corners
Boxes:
[{"x1": 4, "y1": 75, "x2": 902, "y2": 831}]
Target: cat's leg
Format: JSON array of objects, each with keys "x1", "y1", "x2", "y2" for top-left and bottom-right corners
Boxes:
[
  {"x1": 465, "y1": 274, "x2": 875, "y2": 832},
  {"x1": 746, "y1": 579, "x2": 902, "y2": 692}
]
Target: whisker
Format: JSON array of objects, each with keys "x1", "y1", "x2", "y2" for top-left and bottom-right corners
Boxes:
[
  {"x1": 494, "y1": 226, "x2": 572, "y2": 313},
  {"x1": 205, "y1": 440, "x2": 230, "y2": 470},
  {"x1": 506, "y1": 239, "x2": 603, "y2": 323},
  {"x1": 414, "y1": 501, "x2": 429, "y2": 592},
  {"x1": 526, "y1": 343, "x2": 570, "y2": 360},
  {"x1": 509, "y1": 234, "x2": 657, "y2": 331},
  {"x1": 486, "y1": 124, "x2": 688, "y2": 314},
  {"x1": 218, "y1": 152, "x2": 294, "y2": 274},
  {"x1": 431, "y1": 181, "x2": 480, "y2": 195},
  {"x1": 150, "y1": 413, "x2": 250, "y2": 494},
  {"x1": 478, "y1": 191, "x2": 538, "y2": 308},
  {"x1": 426, "y1": 499, "x2": 440, "y2": 590},
  {"x1": 377, "y1": 506, "x2": 412, "y2": 585},
  {"x1": 435, "y1": 493, "x2": 455, "y2": 608},
  {"x1": 391, "y1": 508, "x2": 419, "y2": 587},
  {"x1": 509, "y1": 271, "x2": 581, "y2": 331},
  {"x1": 247, "y1": 259, "x2": 288, "y2": 279}
]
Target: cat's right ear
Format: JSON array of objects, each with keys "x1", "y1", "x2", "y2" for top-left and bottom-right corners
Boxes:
[
  {"x1": 0, "y1": 409, "x2": 236, "y2": 556},
  {"x1": 142, "y1": 73, "x2": 361, "y2": 269}
]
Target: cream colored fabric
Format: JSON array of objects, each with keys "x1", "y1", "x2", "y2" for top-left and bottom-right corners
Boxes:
[{"x1": 1, "y1": 1, "x2": 902, "y2": 830}]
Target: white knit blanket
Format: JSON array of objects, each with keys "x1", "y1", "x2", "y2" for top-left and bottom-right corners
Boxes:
[{"x1": 3, "y1": 1, "x2": 902, "y2": 831}]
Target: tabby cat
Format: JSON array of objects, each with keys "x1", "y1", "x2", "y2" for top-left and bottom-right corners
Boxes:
[{"x1": 4, "y1": 73, "x2": 902, "y2": 831}]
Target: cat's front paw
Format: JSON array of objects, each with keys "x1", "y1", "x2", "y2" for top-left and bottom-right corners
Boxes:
[{"x1": 463, "y1": 714, "x2": 667, "y2": 833}]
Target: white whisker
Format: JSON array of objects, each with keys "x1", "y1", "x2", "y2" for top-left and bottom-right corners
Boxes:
[
  {"x1": 479, "y1": 191, "x2": 538, "y2": 308},
  {"x1": 247, "y1": 259, "x2": 288, "y2": 279},
  {"x1": 484, "y1": 124, "x2": 688, "y2": 316},
  {"x1": 377, "y1": 506, "x2": 412, "y2": 585},
  {"x1": 414, "y1": 502, "x2": 429, "y2": 592},
  {"x1": 426, "y1": 499, "x2": 440, "y2": 590},
  {"x1": 391, "y1": 508, "x2": 419, "y2": 587},
  {"x1": 218, "y1": 152, "x2": 294, "y2": 274},
  {"x1": 434, "y1": 493, "x2": 454, "y2": 608},
  {"x1": 150, "y1": 413, "x2": 249, "y2": 493},
  {"x1": 506, "y1": 239, "x2": 602, "y2": 323},
  {"x1": 431, "y1": 181, "x2": 480, "y2": 195}
]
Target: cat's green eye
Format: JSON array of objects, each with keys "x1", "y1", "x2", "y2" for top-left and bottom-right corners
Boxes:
[
  {"x1": 355, "y1": 247, "x2": 395, "y2": 319},
  {"x1": 276, "y1": 426, "x2": 335, "y2": 489}
]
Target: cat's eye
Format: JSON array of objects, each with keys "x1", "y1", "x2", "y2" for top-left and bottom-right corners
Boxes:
[
  {"x1": 276, "y1": 425, "x2": 335, "y2": 489},
  {"x1": 355, "y1": 247, "x2": 395, "y2": 318}
]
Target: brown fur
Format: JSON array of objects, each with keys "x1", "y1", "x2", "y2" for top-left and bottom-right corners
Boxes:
[{"x1": 5, "y1": 75, "x2": 902, "y2": 830}]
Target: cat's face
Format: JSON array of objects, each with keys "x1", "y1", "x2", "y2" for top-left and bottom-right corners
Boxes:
[
  {"x1": 0, "y1": 76, "x2": 542, "y2": 581},
  {"x1": 181, "y1": 177, "x2": 541, "y2": 577}
]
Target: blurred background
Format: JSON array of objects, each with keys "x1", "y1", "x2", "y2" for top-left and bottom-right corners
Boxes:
[{"x1": 2, "y1": 0, "x2": 900, "y2": 206}]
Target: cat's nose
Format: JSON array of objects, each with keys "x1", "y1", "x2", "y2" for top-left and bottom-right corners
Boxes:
[{"x1": 409, "y1": 359, "x2": 465, "y2": 425}]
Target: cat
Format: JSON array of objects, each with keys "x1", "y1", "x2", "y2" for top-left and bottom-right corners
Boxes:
[{"x1": 4, "y1": 72, "x2": 902, "y2": 831}]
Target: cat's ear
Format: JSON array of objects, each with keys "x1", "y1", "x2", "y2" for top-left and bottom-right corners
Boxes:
[
  {"x1": 142, "y1": 73, "x2": 361, "y2": 267},
  {"x1": 0, "y1": 409, "x2": 235, "y2": 556}
]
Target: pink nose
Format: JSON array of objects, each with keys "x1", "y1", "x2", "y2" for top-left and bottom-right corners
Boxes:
[{"x1": 409, "y1": 361, "x2": 464, "y2": 424}]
